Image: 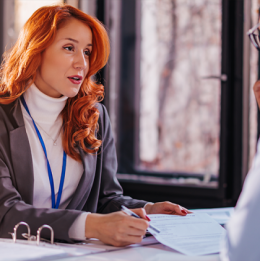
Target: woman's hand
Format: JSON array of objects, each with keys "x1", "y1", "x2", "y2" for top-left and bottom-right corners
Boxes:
[
  {"x1": 144, "y1": 201, "x2": 192, "y2": 216},
  {"x1": 253, "y1": 80, "x2": 260, "y2": 108},
  {"x1": 85, "y1": 208, "x2": 149, "y2": 247}
]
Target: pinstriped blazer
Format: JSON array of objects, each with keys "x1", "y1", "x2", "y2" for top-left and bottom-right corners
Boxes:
[{"x1": 0, "y1": 99, "x2": 146, "y2": 242}]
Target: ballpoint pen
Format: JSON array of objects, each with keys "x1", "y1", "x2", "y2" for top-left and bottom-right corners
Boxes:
[{"x1": 121, "y1": 205, "x2": 160, "y2": 234}]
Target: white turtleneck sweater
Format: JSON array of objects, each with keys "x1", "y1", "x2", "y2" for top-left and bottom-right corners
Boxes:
[{"x1": 20, "y1": 83, "x2": 88, "y2": 240}]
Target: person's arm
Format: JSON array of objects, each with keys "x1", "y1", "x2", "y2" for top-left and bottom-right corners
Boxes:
[
  {"x1": 76, "y1": 104, "x2": 149, "y2": 246},
  {"x1": 220, "y1": 139, "x2": 260, "y2": 261},
  {"x1": 0, "y1": 150, "x2": 83, "y2": 242},
  {"x1": 82, "y1": 104, "x2": 192, "y2": 246}
]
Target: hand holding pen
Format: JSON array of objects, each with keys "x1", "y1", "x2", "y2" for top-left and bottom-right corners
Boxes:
[{"x1": 121, "y1": 205, "x2": 160, "y2": 233}]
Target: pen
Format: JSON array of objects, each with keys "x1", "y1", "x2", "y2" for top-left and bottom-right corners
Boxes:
[{"x1": 121, "y1": 205, "x2": 160, "y2": 233}]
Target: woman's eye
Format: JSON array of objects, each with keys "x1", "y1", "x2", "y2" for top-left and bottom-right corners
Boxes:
[
  {"x1": 84, "y1": 50, "x2": 91, "y2": 56},
  {"x1": 64, "y1": 46, "x2": 74, "y2": 51}
]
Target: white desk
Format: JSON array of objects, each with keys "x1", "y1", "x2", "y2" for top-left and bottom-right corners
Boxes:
[{"x1": 59, "y1": 243, "x2": 220, "y2": 261}]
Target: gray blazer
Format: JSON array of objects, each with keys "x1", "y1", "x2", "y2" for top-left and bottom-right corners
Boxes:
[{"x1": 0, "y1": 99, "x2": 147, "y2": 242}]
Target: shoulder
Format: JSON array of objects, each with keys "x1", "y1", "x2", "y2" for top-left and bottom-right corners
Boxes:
[
  {"x1": 0, "y1": 100, "x2": 20, "y2": 129},
  {"x1": 96, "y1": 103, "x2": 110, "y2": 127},
  {"x1": 95, "y1": 103, "x2": 112, "y2": 141},
  {"x1": 0, "y1": 100, "x2": 21, "y2": 155},
  {"x1": 96, "y1": 103, "x2": 108, "y2": 119},
  {"x1": 0, "y1": 100, "x2": 16, "y2": 114}
]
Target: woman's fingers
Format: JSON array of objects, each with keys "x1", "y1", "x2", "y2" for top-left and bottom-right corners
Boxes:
[
  {"x1": 170, "y1": 203, "x2": 188, "y2": 215},
  {"x1": 85, "y1": 211, "x2": 149, "y2": 247},
  {"x1": 167, "y1": 203, "x2": 192, "y2": 215},
  {"x1": 121, "y1": 223, "x2": 148, "y2": 237},
  {"x1": 145, "y1": 201, "x2": 192, "y2": 216},
  {"x1": 127, "y1": 216, "x2": 149, "y2": 231},
  {"x1": 182, "y1": 207, "x2": 193, "y2": 214},
  {"x1": 130, "y1": 208, "x2": 150, "y2": 221},
  {"x1": 110, "y1": 215, "x2": 148, "y2": 246}
]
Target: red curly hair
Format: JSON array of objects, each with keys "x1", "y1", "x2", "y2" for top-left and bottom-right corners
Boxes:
[{"x1": 0, "y1": 4, "x2": 110, "y2": 161}]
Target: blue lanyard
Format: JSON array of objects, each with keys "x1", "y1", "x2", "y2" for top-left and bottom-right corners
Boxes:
[{"x1": 20, "y1": 96, "x2": 67, "y2": 209}]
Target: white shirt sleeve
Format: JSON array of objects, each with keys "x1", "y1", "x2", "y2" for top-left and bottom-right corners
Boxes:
[
  {"x1": 68, "y1": 212, "x2": 89, "y2": 241},
  {"x1": 220, "y1": 139, "x2": 260, "y2": 261}
]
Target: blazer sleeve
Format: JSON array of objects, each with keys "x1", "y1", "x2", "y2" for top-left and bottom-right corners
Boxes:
[
  {"x1": 96, "y1": 104, "x2": 147, "y2": 214},
  {"x1": 0, "y1": 148, "x2": 83, "y2": 243}
]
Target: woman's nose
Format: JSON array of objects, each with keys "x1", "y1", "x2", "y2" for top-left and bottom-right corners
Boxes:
[{"x1": 73, "y1": 52, "x2": 87, "y2": 70}]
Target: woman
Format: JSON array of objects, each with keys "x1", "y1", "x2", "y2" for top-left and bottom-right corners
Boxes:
[{"x1": 0, "y1": 4, "x2": 190, "y2": 246}]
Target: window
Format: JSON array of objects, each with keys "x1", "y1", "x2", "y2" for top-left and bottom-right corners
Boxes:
[
  {"x1": 0, "y1": 0, "x2": 81, "y2": 57},
  {"x1": 14, "y1": 0, "x2": 64, "y2": 36},
  {"x1": 138, "y1": 0, "x2": 222, "y2": 180},
  {"x1": 103, "y1": 0, "x2": 248, "y2": 208},
  {"x1": 0, "y1": 0, "x2": 65, "y2": 57}
]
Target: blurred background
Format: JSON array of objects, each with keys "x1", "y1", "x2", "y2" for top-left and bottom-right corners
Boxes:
[{"x1": 0, "y1": 0, "x2": 259, "y2": 208}]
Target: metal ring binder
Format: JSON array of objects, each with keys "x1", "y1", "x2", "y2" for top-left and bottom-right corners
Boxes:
[
  {"x1": 9, "y1": 222, "x2": 54, "y2": 245},
  {"x1": 10, "y1": 222, "x2": 31, "y2": 243},
  {"x1": 37, "y1": 225, "x2": 54, "y2": 245},
  {"x1": 22, "y1": 233, "x2": 37, "y2": 241}
]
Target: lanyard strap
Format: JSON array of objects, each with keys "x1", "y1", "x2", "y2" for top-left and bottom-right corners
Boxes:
[{"x1": 21, "y1": 96, "x2": 67, "y2": 209}]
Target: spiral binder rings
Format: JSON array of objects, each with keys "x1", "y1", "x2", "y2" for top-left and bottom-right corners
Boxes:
[
  {"x1": 0, "y1": 222, "x2": 69, "y2": 261},
  {"x1": 9, "y1": 221, "x2": 54, "y2": 245},
  {"x1": 0, "y1": 221, "x2": 114, "y2": 261}
]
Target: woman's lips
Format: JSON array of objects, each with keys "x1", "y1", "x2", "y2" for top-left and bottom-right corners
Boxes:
[
  {"x1": 68, "y1": 75, "x2": 83, "y2": 84},
  {"x1": 68, "y1": 78, "x2": 81, "y2": 84}
]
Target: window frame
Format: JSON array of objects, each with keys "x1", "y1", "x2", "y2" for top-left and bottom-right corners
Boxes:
[{"x1": 100, "y1": 0, "x2": 245, "y2": 208}]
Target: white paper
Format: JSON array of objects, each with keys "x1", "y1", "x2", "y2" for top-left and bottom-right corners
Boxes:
[
  {"x1": 147, "y1": 213, "x2": 226, "y2": 256},
  {"x1": 191, "y1": 207, "x2": 234, "y2": 225},
  {"x1": 0, "y1": 241, "x2": 67, "y2": 261}
]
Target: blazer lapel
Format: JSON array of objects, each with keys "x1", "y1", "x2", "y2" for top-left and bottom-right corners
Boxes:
[
  {"x1": 9, "y1": 100, "x2": 34, "y2": 204},
  {"x1": 66, "y1": 146, "x2": 97, "y2": 210},
  {"x1": 9, "y1": 100, "x2": 97, "y2": 208}
]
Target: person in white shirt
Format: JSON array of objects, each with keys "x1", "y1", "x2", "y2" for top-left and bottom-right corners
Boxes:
[
  {"x1": 0, "y1": 4, "x2": 191, "y2": 246},
  {"x1": 221, "y1": 138, "x2": 260, "y2": 261},
  {"x1": 221, "y1": 22, "x2": 260, "y2": 261}
]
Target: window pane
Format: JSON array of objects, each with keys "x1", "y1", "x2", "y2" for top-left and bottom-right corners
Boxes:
[
  {"x1": 139, "y1": 0, "x2": 222, "y2": 177},
  {"x1": 15, "y1": 0, "x2": 64, "y2": 36}
]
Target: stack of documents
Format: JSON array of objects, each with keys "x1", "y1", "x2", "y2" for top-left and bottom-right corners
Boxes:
[{"x1": 147, "y1": 213, "x2": 226, "y2": 256}]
